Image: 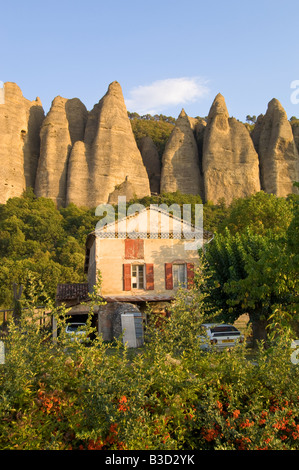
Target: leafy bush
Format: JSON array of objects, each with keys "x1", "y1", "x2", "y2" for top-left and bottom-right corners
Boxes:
[{"x1": 0, "y1": 273, "x2": 299, "y2": 450}]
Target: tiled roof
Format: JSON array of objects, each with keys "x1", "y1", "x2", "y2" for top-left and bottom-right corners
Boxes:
[
  {"x1": 103, "y1": 295, "x2": 174, "y2": 302},
  {"x1": 56, "y1": 283, "x2": 89, "y2": 301}
]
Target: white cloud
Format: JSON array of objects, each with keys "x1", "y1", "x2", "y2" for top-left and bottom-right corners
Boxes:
[{"x1": 125, "y1": 77, "x2": 209, "y2": 115}]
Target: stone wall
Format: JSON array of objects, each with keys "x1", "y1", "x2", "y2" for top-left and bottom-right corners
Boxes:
[{"x1": 98, "y1": 302, "x2": 141, "y2": 342}]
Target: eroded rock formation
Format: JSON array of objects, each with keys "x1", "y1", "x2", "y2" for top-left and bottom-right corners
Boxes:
[
  {"x1": 108, "y1": 176, "x2": 135, "y2": 204},
  {"x1": 202, "y1": 94, "x2": 261, "y2": 204},
  {"x1": 160, "y1": 109, "x2": 202, "y2": 195},
  {"x1": 66, "y1": 81, "x2": 151, "y2": 207},
  {"x1": 138, "y1": 136, "x2": 161, "y2": 194},
  {"x1": 0, "y1": 82, "x2": 44, "y2": 203},
  {"x1": 292, "y1": 125, "x2": 299, "y2": 154},
  {"x1": 35, "y1": 96, "x2": 88, "y2": 206},
  {"x1": 0, "y1": 81, "x2": 298, "y2": 208},
  {"x1": 251, "y1": 99, "x2": 299, "y2": 196}
]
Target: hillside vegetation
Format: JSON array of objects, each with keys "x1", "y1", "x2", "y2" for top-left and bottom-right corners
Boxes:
[{"x1": 128, "y1": 112, "x2": 175, "y2": 157}]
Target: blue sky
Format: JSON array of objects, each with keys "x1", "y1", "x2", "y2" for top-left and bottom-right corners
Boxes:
[{"x1": 1, "y1": 0, "x2": 299, "y2": 121}]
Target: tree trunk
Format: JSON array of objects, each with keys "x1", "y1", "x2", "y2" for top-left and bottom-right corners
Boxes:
[
  {"x1": 250, "y1": 316, "x2": 268, "y2": 347},
  {"x1": 12, "y1": 283, "x2": 23, "y2": 325}
]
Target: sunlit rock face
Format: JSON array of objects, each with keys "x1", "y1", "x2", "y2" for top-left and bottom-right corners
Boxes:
[
  {"x1": 160, "y1": 109, "x2": 202, "y2": 196},
  {"x1": 66, "y1": 81, "x2": 150, "y2": 208},
  {"x1": 0, "y1": 82, "x2": 44, "y2": 203},
  {"x1": 202, "y1": 93, "x2": 261, "y2": 204},
  {"x1": 251, "y1": 98, "x2": 299, "y2": 197}
]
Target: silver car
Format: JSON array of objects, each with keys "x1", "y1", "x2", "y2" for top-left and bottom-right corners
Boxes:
[
  {"x1": 65, "y1": 322, "x2": 87, "y2": 341},
  {"x1": 198, "y1": 323, "x2": 244, "y2": 350}
]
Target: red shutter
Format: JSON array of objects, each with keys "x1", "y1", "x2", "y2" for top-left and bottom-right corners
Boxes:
[
  {"x1": 187, "y1": 263, "x2": 194, "y2": 289},
  {"x1": 165, "y1": 263, "x2": 173, "y2": 290},
  {"x1": 123, "y1": 264, "x2": 131, "y2": 291},
  {"x1": 146, "y1": 264, "x2": 154, "y2": 290},
  {"x1": 125, "y1": 239, "x2": 144, "y2": 259}
]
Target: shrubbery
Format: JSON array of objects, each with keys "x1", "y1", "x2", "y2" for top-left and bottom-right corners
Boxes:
[{"x1": 1, "y1": 274, "x2": 298, "y2": 450}]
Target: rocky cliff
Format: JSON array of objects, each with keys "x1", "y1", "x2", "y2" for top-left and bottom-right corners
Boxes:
[
  {"x1": 35, "y1": 96, "x2": 88, "y2": 207},
  {"x1": 202, "y1": 94, "x2": 261, "y2": 204},
  {"x1": 0, "y1": 82, "x2": 44, "y2": 203},
  {"x1": 0, "y1": 81, "x2": 298, "y2": 208},
  {"x1": 66, "y1": 81, "x2": 151, "y2": 207},
  {"x1": 251, "y1": 98, "x2": 299, "y2": 197},
  {"x1": 292, "y1": 124, "x2": 299, "y2": 154},
  {"x1": 138, "y1": 136, "x2": 161, "y2": 194},
  {"x1": 160, "y1": 109, "x2": 202, "y2": 196}
]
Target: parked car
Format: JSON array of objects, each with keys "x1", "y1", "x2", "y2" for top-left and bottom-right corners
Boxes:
[
  {"x1": 65, "y1": 322, "x2": 87, "y2": 341},
  {"x1": 198, "y1": 323, "x2": 244, "y2": 350}
]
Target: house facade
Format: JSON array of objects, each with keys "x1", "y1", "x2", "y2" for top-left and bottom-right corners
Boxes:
[
  {"x1": 55, "y1": 205, "x2": 211, "y2": 342},
  {"x1": 85, "y1": 205, "x2": 210, "y2": 307}
]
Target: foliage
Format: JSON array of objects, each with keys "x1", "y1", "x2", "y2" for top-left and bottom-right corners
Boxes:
[
  {"x1": 205, "y1": 229, "x2": 291, "y2": 332},
  {"x1": 285, "y1": 193, "x2": 299, "y2": 324},
  {"x1": 129, "y1": 114, "x2": 174, "y2": 157},
  {"x1": 290, "y1": 116, "x2": 299, "y2": 126},
  {"x1": 203, "y1": 192, "x2": 299, "y2": 341},
  {"x1": 246, "y1": 115, "x2": 257, "y2": 124},
  {"x1": 218, "y1": 191, "x2": 295, "y2": 236},
  {"x1": 0, "y1": 190, "x2": 100, "y2": 308},
  {"x1": 128, "y1": 112, "x2": 176, "y2": 125},
  {"x1": 0, "y1": 274, "x2": 299, "y2": 450},
  {"x1": 59, "y1": 203, "x2": 100, "y2": 246},
  {"x1": 203, "y1": 198, "x2": 229, "y2": 233}
]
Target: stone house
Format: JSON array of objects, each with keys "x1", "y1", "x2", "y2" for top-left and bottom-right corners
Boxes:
[
  {"x1": 82, "y1": 205, "x2": 211, "y2": 340},
  {"x1": 55, "y1": 205, "x2": 211, "y2": 341}
]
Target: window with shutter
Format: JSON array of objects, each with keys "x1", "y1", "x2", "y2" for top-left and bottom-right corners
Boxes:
[
  {"x1": 131, "y1": 264, "x2": 144, "y2": 289},
  {"x1": 173, "y1": 263, "x2": 187, "y2": 288}
]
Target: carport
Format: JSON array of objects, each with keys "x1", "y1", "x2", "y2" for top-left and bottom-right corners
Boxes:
[{"x1": 53, "y1": 283, "x2": 97, "y2": 340}]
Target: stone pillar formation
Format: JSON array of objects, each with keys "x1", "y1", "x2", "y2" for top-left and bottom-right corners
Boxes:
[{"x1": 0, "y1": 81, "x2": 298, "y2": 208}]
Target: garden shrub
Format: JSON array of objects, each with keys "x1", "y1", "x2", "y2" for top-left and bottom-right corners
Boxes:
[{"x1": 0, "y1": 276, "x2": 298, "y2": 450}]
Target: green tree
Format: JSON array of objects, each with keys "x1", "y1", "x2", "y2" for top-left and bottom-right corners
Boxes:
[
  {"x1": 59, "y1": 203, "x2": 99, "y2": 245},
  {"x1": 218, "y1": 191, "x2": 294, "y2": 236},
  {"x1": 204, "y1": 192, "x2": 299, "y2": 343},
  {"x1": 0, "y1": 191, "x2": 94, "y2": 308},
  {"x1": 203, "y1": 198, "x2": 229, "y2": 232},
  {"x1": 246, "y1": 115, "x2": 257, "y2": 124}
]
